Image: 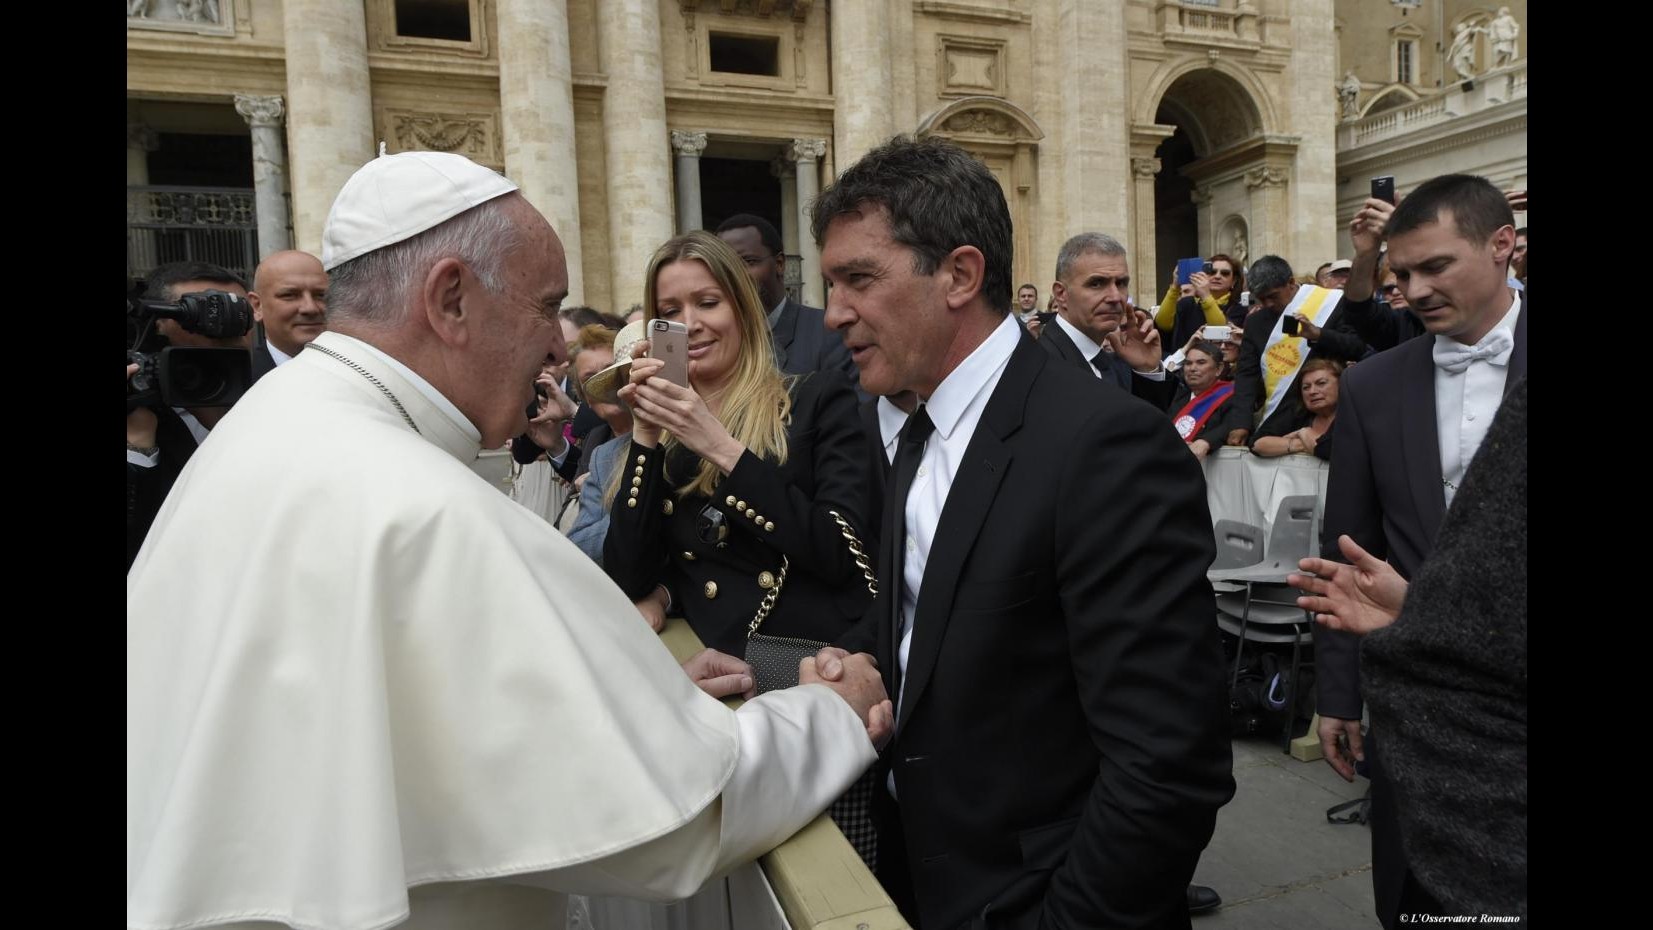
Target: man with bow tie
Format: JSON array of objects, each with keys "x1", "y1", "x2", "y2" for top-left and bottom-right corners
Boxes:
[{"x1": 1315, "y1": 172, "x2": 1527, "y2": 930}]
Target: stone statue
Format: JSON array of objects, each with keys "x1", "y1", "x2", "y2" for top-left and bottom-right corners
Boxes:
[
  {"x1": 1231, "y1": 230, "x2": 1248, "y2": 269},
  {"x1": 128, "y1": 0, "x2": 150, "y2": 17},
  {"x1": 1338, "y1": 71, "x2": 1362, "y2": 120},
  {"x1": 176, "y1": 0, "x2": 219, "y2": 23},
  {"x1": 1489, "y1": 8, "x2": 1520, "y2": 67},
  {"x1": 1448, "y1": 22, "x2": 1485, "y2": 82}
]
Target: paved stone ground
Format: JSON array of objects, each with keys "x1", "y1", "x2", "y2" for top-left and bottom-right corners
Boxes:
[{"x1": 1193, "y1": 733, "x2": 1380, "y2": 929}]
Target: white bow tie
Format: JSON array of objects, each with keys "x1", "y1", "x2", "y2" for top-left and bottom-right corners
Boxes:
[{"x1": 1433, "y1": 330, "x2": 1513, "y2": 374}]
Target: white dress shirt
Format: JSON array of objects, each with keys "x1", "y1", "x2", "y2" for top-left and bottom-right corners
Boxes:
[
  {"x1": 1051, "y1": 314, "x2": 1166, "y2": 380},
  {"x1": 876, "y1": 396, "x2": 908, "y2": 465},
  {"x1": 1435, "y1": 293, "x2": 1520, "y2": 507}
]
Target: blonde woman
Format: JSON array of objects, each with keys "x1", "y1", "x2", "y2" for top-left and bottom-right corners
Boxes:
[{"x1": 603, "y1": 231, "x2": 875, "y2": 660}]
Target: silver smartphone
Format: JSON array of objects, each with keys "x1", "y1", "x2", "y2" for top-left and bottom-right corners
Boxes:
[{"x1": 648, "y1": 319, "x2": 689, "y2": 387}]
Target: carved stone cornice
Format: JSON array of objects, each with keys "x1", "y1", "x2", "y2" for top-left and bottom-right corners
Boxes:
[
  {"x1": 1244, "y1": 165, "x2": 1289, "y2": 190},
  {"x1": 234, "y1": 94, "x2": 285, "y2": 128},
  {"x1": 789, "y1": 137, "x2": 826, "y2": 161},
  {"x1": 1131, "y1": 157, "x2": 1162, "y2": 180},
  {"x1": 670, "y1": 130, "x2": 709, "y2": 157}
]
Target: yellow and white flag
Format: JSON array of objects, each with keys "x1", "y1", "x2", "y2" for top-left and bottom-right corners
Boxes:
[{"x1": 1257, "y1": 285, "x2": 1341, "y2": 426}]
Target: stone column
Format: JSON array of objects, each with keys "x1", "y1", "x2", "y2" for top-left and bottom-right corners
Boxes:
[
  {"x1": 597, "y1": 0, "x2": 674, "y2": 311},
  {"x1": 1130, "y1": 156, "x2": 1160, "y2": 304},
  {"x1": 234, "y1": 94, "x2": 294, "y2": 258},
  {"x1": 791, "y1": 138, "x2": 826, "y2": 307},
  {"x1": 128, "y1": 122, "x2": 160, "y2": 276},
  {"x1": 1289, "y1": 0, "x2": 1338, "y2": 267},
  {"x1": 1055, "y1": 0, "x2": 1131, "y2": 234},
  {"x1": 771, "y1": 156, "x2": 800, "y2": 301},
  {"x1": 830, "y1": 0, "x2": 894, "y2": 171},
  {"x1": 498, "y1": 0, "x2": 584, "y2": 300},
  {"x1": 1246, "y1": 166, "x2": 1290, "y2": 261},
  {"x1": 670, "y1": 130, "x2": 708, "y2": 233},
  {"x1": 283, "y1": 0, "x2": 375, "y2": 255}
]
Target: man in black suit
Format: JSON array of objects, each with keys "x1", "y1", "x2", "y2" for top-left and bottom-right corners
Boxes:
[
  {"x1": 247, "y1": 250, "x2": 328, "y2": 379},
  {"x1": 126, "y1": 261, "x2": 251, "y2": 569},
  {"x1": 1037, "y1": 232, "x2": 1175, "y2": 409},
  {"x1": 1316, "y1": 173, "x2": 1527, "y2": 929},
  {"x1": 1226, "y1": 255, "x2": 1369, "y2": 446},
  {"x1": 715, "y1": 213, "x2": 863, "y2": 397},
  {"x1": 810, "y1": 135, "x2": 1233, "y2": 929}
]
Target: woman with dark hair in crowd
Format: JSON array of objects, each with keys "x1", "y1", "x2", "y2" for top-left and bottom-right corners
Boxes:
[
  {"x1": 602, "y1": 229, "x2": 878, "y2": 863},
  {"x1": 1168, "y1": 338, "x2": 1245, "y2": 462},
  {"x1": 1156, "y1": 253, "x2": 1247, "y2": 348},
  {"x1": 1249, "y1": 357, "x2": 1343, "y2": 460}
]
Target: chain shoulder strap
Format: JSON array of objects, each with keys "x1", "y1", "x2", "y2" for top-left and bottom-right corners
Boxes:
[
  {"x1": 827, "y1": 510, "x2": 878, "y2": 597},
  {"x1": 746, "y1": 555, "x2": 790, "y2": 637}
]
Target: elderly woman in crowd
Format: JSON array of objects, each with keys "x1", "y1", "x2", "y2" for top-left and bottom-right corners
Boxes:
[
  {"x1": 565, "y1": 323, "x2": 636, "y2": 562},
  {"x1": 1156, "y1": 253, "x2": 1246, "y2": 347},
  {"x1": 1168, "y1": 338, "x2": 1245, "y2": 462},
  {"x1": 1249, "y1": 358, "x2": 1343, "y2": 460}
]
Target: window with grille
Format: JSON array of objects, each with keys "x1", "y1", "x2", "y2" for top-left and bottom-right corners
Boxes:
[{"x1": 1395, "y1": 39, "x2": 1416, "y2": 84}]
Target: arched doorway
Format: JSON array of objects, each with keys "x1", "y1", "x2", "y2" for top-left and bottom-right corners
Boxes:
[{"x1": 1130, "y1": 65, "x2": 1274, "y2": 300}]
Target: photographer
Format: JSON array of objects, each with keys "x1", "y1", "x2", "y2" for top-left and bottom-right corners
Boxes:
[{"x1": 126, "y1": 261, "x2": 252, "y2": 569}]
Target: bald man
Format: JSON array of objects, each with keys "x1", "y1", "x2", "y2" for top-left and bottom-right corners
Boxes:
[{"x1": 248, "y1": 250, "x2": 329, "y2": 377}]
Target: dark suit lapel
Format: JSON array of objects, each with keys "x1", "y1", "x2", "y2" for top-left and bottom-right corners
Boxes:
[
  {"x1": 896, "y1": 336, "x2": 1039, "y2": 733},
  {"x1": 1400, "y1": 339, "x2": 1447, "y2": 539},
  {"x1": 771, "y1": 299, "x2": 800, "y2": 371},
  {"x1": 1507, "y1": 294, "x2": 1527, "y2": 385},
  {"x1": 1040, "y1": 320, "x2": 1085, "y2": 367}
]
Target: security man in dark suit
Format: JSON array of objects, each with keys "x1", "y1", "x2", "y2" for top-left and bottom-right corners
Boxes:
[
  {"x1": 810, "y1": 135, "x2": 1233, "y2": 930},
  {"x1": 1318, "y1": 173, "x2": 1528, "y2": 929},
  {"x1": 715, "y1": 213, "x2": 865, "y2": 399},
  {"x1": 1037, "y1": 232, "x2": 1176, "y2": 410}
]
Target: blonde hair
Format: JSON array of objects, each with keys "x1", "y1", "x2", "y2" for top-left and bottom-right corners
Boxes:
[{"x1": 606, "y1": 232, "x2": 793, "y2": 505}]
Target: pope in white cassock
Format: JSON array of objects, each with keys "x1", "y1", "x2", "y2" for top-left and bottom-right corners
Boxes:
[{"x1": 127, "y1": 149, "x2": 894, "y2": 930}]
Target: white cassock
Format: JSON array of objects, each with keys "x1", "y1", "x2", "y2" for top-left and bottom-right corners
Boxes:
[{"x1": 127, "y1": 331, "x2": 875, "y2": 930}]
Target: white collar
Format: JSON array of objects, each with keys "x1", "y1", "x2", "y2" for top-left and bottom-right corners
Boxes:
[
  {"x1": 1053, "y1": 313, "x2": 1106, "y2": 362},
  {"x1": 876, "y1": 395, "x2": 909, "y2": 460},
  {"x1": 267, "y1": 340, "x2": 295, "y2": 367},
  {"x1": 922, "y1": 314, "x2": 1022, "y2": 441}
]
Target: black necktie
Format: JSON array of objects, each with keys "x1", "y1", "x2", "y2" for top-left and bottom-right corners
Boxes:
[
  {"x1": 883, "y1": 406, "x2": 936, "y2": 690},
  {"x1": 1091, "y1": 349, "x2": 1129, "y2": 390}
]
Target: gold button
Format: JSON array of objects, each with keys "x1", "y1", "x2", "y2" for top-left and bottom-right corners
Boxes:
[
  {"x1": 662, "y1": 499, "x2": 674, "y2": 515},
  {"x1": 736, "y1": 499, "x2": 747, "y2": 510},
  {"x1": 764, "y1": 521, "x2": 775, "y2": 532},
  {"x1": 626, "y1": 498, "x2": 637, "y2": 508},
  {"x1": 636, "y1": 455, "x2": 646, "y2": 464},
  {"x1": 758, "y1": 571, "x2": 776, "y2": 589},
  {"x1": 726, "y1": 495, "x2": 737, "y2": 506},
  {"x1": 629, "y1": 487, "x2": 639, "y2": 497},
  {"x1": 634, "y1": 465, "x2": 644, "y2": 476},
  {"x1": 704, "y1": 581, "x2": 718, "y2": 599},
  {"x1": 682, "y1": 550, "x2": 696, "y2": 560},
  {"x1": 745, "y1": 508, "x2": 756, "y2": 519},
  {"x1": 753, "y1": 512, "x2": 763, "y2": 522},
  {"x1": 631, "y1": 476, "x2": 642, "y2": 487}
]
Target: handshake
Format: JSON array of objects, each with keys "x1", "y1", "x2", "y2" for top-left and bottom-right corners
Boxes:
[{"x1": 680, "y1": 646, "x2": 895, "y2": 749}]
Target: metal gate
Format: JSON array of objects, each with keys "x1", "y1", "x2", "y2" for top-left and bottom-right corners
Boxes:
[{"x1": 128, "y1": 186, "x2": 259, "y2": 285}]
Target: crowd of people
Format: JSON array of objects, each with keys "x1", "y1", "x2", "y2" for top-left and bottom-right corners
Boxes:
[{"x1": 127, "y1": 136, "x2": 1526, "y2": 930}]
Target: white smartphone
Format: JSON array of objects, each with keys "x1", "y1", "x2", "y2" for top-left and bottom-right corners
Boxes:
[
  {"x1": 648, "y1": 319, "x2": 689, "y2": 387},
  {"x1": 1201, "y1": 325, "x2": 1232, "y2": 341}
]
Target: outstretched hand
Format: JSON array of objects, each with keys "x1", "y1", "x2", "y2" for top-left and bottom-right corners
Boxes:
[
  {"x1": 681, "y1": 648, "x2": 757, "y2": 701},
  {"x1": 1288, "y1": 534, "x2": 1408, "y2": 636}
]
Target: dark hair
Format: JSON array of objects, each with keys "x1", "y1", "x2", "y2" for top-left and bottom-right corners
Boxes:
[
  {"x1": 1187, "y1": 340, "x2": 1223, "y2": 365},
  {"x1": 811, "y1": 134, "x2": 1013, "y2": 315},
  {"x1": 1018, "y1": 283, "x2": 1039, "y2": 294},
  {"x1": 1385, "y1": 174, "x2": 1515, "y2": 245},
  {"x1": 558, "y1": 305, "x2": 606, "y2": 329},
  {"x1": 1247, "y1": 255, "x2": 1295, "y2": 295},
  {"x1": 144, "y1": 261, "x2": 247, "y2": 301},
  {"x1": 715, "y1": 213, "x2": 784, "y2": 257}
]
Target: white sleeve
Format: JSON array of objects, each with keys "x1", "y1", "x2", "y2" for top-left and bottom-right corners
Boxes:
[{"x1": 507, "y1": 684, "x2": 875, "y2": 901}]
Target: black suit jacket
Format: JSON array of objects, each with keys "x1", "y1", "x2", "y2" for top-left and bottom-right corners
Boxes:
[
  {"x1": 1232, "y1": 299, "x2": 1368, "y2": 437},
  {"x1": 858, "y1": 396, "x2": 893, "y2": 539},
  {"x1": 773, "y1": 298, "x2": 866, "y2": 400},
  {"x1": 251, "y1": 342, "x2": 278, "y2": 382},
  {"x1": 126, "y1": 406, "x2": 200, "y2": 570},
  {"x1": 840, "y1": 333, "x2": 1233, "y2": 929},
  {"x1": 1036, "y1": 318, "x2": 1177, "y2": 410}
]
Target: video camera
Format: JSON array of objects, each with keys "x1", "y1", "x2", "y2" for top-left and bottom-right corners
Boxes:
[{"x1": 127, "y1": 289, "x2": 256, "y2": 412}]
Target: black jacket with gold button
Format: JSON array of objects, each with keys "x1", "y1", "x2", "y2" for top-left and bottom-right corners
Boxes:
[{"x1": 603, "y1": 370, "x2": 876, "y2": 657}]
